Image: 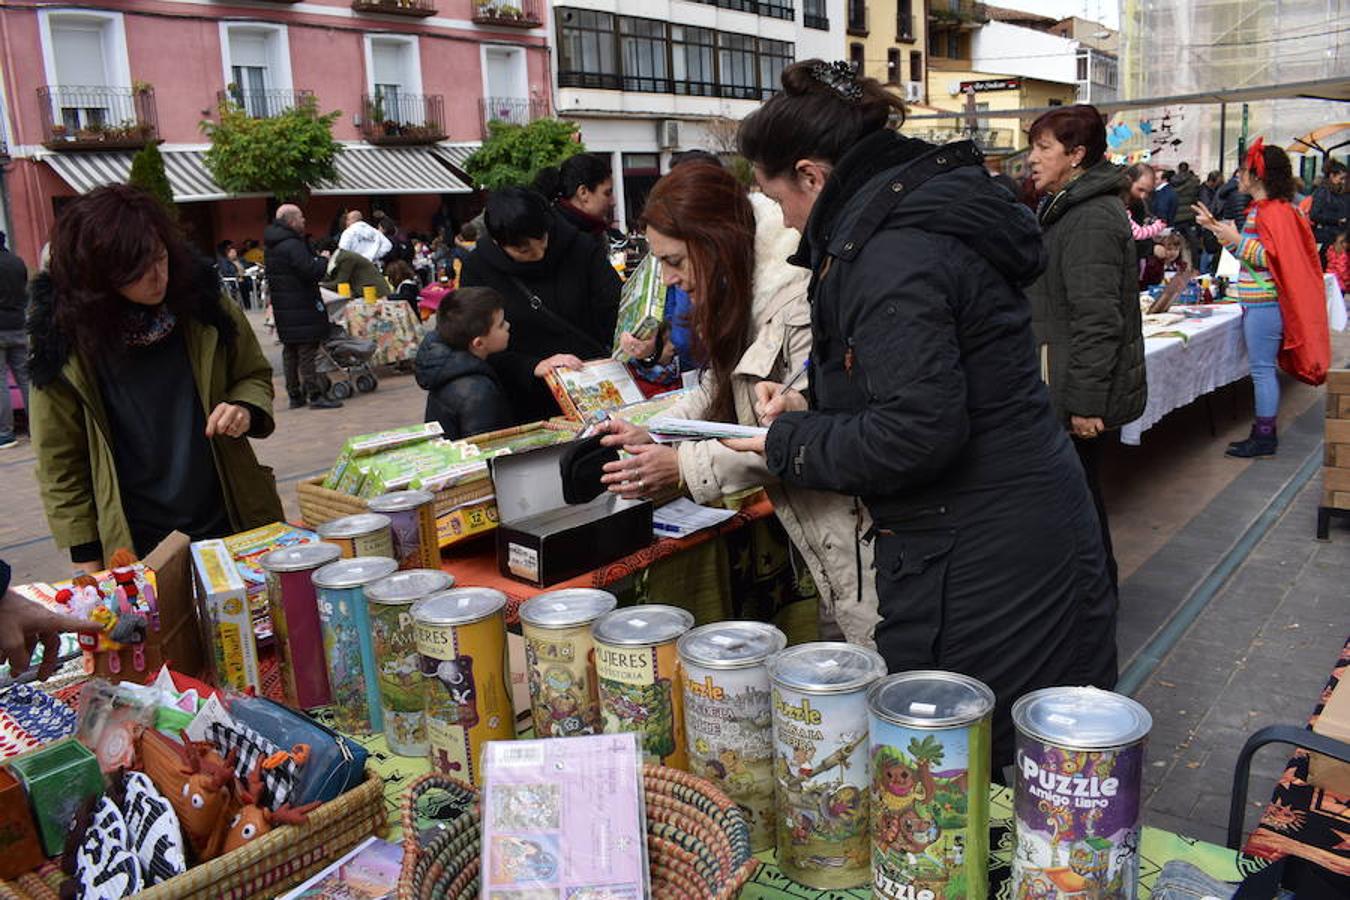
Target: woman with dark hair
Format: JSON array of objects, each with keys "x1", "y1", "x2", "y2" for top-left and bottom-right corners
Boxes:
[
  {"x1": 28, "y1": 184, "x2": 283, "y2": 572},
  {"x1": 385, "y1": 259, "x2": 421, "y2": 319},
  {"x1": 1195, "y1": 139, "x2": 1330, "y2": 457},
  {"x1": 1025, "y1": 104, "x2": 1145, "y2": 589},
  {"x1": 459, "y1": 186, "x2": 622, "y2": 422},
  {"x1": 596, "y1": 162, "x2": 880, "y2": 646},
  {"x1": 728, "y1": 60, "x2": 1116, "y2": 767},
  {"x1": 532, "y1": 153, "x2": 615, "y2": 241}
]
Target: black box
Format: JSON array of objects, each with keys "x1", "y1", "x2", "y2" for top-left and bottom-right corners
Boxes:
[{"x1": 490, "y1": 441, "x2": 653, "y2": 587}]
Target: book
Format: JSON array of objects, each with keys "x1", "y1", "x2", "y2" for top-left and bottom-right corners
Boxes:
[
  {"x1": 279, "y1": 836, "x2": 402, "y2": 899},
  {"x1": 545, "y1": 359, "x2": 647, "y2": 421},
  {"x1": 480, "y1": 734, "x2": 650, "y2": 898},
  {"x1": 612, "y1": 254, "x2": 666, "y2": 362},
  {"x1": 646, "y1": 416, "x2": 768, "y2": 443}
]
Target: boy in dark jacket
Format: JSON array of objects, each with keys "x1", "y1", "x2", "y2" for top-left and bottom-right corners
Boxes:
[{"x1": 415, "y1": 288, "x2": 515, "y2": 439}]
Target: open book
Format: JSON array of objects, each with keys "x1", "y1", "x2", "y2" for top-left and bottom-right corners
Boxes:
[{"x1": 545, "y1": 358, "x2": 647, "y2": 421}]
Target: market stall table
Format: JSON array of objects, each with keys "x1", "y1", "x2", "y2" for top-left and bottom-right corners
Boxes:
[
  {"x1": 342, "y1": 723, "x2": 1247, "y2": 899},
  {"x1": 438, "y1": 494, "x2": 777, "y2": 624},
  {"x1": 342, "y1": 298, "x2": 423, "y2": 367},
  {"x1": 1121, "y1": 306, "x2": 1247, "y2": 445}
]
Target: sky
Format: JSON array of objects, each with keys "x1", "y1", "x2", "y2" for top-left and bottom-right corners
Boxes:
[{"x1": 990, "y1": 0, "x2": 1121, "y2": 30}]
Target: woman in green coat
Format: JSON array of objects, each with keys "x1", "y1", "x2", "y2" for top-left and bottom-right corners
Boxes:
[
  {"x1": 29, "y1": 185, "x2": 284, "y2": 572},
  {"x1": 1025, "y1": 105, "x2": 1146, "y2": 589}
]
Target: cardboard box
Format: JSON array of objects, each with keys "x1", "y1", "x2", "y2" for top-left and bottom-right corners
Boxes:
[
  {"x1": 5, "y1": 740, "x2": 104, "y2": 857},
  {"x1": 490, "y1": 441, "x2": 652, "y2": 587},
  {"x1": 1309, "y1": 673, "x2": 1350, "y2": 797},
  {"x1": 0, "y1": 767, "x2": 45, "y2": 877},
  {"x1": 191, "y1": 539, "x2": 262, "y2": 693},
  {"x1": 143, "y1": 531, "x2": 206, "y2": 679}
]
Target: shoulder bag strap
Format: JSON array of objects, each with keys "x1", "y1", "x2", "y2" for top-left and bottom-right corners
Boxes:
[{"x1": 506, "y1": 275, "x2": 608, "y2": 358}]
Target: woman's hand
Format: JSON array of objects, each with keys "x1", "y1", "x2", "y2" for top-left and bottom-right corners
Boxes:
[
  {"x1": 752, "y1": 381, "x2": 808, "y2": 426},
  {"x1": 0, "y1": 586, "x2": 102, "y2": 679},
  {"x1": 534, "y1": 354, "x2": 585, "y2": 378},
  {"x1": 1193, "y1": 202, "x2": 1240, "y2": 246},
  {"x1": 206, "y1": 403, "x2": 251, "y2": 439},
  {"x1": 721, "y1": 435, "x2": 767, "y2": 454},
  {"x1": 1070, "y1": 415, "x2": 1106, "y2": 440},
  {"x1": 619, "y1": 332, "x2": 657, "y2": 361},
  {"x1": 600, "y1": 444, "x2": 680, "y2": 499},
  {"x1": 594, "y1": 417, "x2": 651, "y2": 449}
]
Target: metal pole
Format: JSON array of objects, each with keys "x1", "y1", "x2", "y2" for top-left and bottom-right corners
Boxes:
[{"x1": 1218, "y1": 102, "x2": 1227, "y2": 174}]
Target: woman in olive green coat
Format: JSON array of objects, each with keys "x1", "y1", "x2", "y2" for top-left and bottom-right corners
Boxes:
[{"x1": 28, "y1": 185, "x2": 284, "y2": 572}]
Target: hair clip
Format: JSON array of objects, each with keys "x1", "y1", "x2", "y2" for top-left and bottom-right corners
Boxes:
[
  {"x1": 810, "y1": 60, "x2": 864, "y2": 102},
  {"x1": 1244, "y1": 137, "x2": 1266, "y2": 180}
]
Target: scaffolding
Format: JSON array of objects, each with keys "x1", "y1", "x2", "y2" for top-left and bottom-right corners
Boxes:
[{"x1": 1117, "y1": 0, "x2": 1348, "y2": 175}]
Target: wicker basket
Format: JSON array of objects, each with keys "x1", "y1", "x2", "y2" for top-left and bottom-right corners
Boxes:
[
  {"x1": 396, "y1": 765, "x2": 758, "y2": 900},
  {"x1": 0, "y1": 770, "x2": 386, "y2": 900},
  {"x1": 297, "y1": 476, "x2": 494, "y2": 528}
]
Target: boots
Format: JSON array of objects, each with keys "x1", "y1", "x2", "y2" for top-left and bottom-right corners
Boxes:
[
  {"x1": 308, "y1": 396, "x2": 343, "y2": 410},
  {"x1": 1226, "y1": 417, "x2": 1277, "y2": 458},
  {"x1": 287, "y1": 392, "x2": 307, "y2": 410}
]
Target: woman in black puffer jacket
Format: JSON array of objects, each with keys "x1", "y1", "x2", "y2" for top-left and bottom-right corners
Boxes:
[
  {"x1": 733, "y1": 61, "x2": 1117, "y2": 769},
  {"x1": 458, "y1": 188, "x2": 621, "y2": 422}
]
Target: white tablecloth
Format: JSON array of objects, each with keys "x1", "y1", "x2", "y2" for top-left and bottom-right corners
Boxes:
[{"x1": 1120, "y1": 306, "x2": 1248, "y2": 445}]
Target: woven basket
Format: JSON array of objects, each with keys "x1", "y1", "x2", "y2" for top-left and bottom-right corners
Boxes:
[
  {"x1": 396, "y1": 765, "x2": 758, "y2": 900},
  {"x1": 140, "y1": 768, "x2": 386, "y2": 900},
  {"x1": 297, "y1": 476, "x2": 494, "y2": 528}
]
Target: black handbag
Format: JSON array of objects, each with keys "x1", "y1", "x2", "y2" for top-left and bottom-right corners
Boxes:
[
  {"x1": 507, "y1": 276, "x2": 609, "y2": 359},
  {"x1": 558, "y1": 435, "x2": 617, "y2": 505}
]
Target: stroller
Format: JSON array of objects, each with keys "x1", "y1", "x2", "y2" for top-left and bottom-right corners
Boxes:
[{"x1": 314, "y1": 296, "x2": 379, "y2": 401}]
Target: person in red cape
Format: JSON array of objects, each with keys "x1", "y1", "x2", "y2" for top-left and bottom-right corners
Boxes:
[{"x1": 1194, "y1": 139, "x2": 1330, "y2": 458}]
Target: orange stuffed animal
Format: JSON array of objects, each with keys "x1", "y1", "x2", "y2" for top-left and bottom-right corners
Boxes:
[
  {"x1": 222, "y1": 763, "x2": 320, "y2": 855},
  {"x1": 139, "y1": 730, "x2": 237, "y2": 863}
]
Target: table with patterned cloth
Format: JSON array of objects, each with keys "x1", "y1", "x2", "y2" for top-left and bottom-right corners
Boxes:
[
  {"x1": 342, "y1": 298, "x2": 424, "y2": 367},
  {"x1": 1241, "y1": 635, "x2": 1350, "y2": 889},
  {"x1": 330, "y1": 717, "x2": 1246, "y2": 900},
  {"x1": 1120, "y1": 306, "x2": 1248, "y2": 445},
  {"x1": 2, "y1": 677, "x2": 1248, "y2": 898}
]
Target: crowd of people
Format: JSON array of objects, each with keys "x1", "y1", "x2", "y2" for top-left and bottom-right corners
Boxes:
[{"x1": 0, "y1": 61, "x2": 1339, "y2": 763}]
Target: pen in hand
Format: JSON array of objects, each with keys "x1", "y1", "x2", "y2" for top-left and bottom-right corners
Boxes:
[{"x1": 775, "y1": 360, "x2": 810, "y2": 398}]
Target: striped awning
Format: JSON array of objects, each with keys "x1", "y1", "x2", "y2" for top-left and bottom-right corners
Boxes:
[
  {"x1": 431, "y1": 142, "x2": 479, "y2": 172},
  {"x1": 41, "y1": 144, "x2": 472, "y2": 202}
]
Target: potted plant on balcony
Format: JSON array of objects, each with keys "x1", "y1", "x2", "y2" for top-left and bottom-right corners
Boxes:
[
  {"x1": 49, "y1": 123, "x2": 68, "y2": 141},
  {"x1": 76, "y1": 122, "x2": 106, "y2": 143}
]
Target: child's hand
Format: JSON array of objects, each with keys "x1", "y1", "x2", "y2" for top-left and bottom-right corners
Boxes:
[
  {"x1": 620, "y1": 332, "x2": 657, "y2": 360},
  {"x1": 534, "y1": 354, "x2": 585, "y2": 377}
]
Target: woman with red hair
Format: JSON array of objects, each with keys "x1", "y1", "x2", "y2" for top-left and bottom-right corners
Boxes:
[
  {"x1": 1195, "y1": 139, "x2": 1330, "y2": 457},
  {"x1": 596, "y1": 161, "x2": 879, "y2": 647}
]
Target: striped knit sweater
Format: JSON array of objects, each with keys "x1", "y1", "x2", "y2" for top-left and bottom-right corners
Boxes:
[{"x1": 1227, "y1": 204, "x2": 1278, "y2": 307}]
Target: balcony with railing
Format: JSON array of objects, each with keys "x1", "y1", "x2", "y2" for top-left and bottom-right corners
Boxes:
[
  {"x1": 217, "y1": 88, "x2": 315, "y2": 119},
  {"x1": 846, "y1": 1, "x2": 869, "y2": 36},
  {"x1": 479, "y1": 96, "x2": 549, "y2": 138},
  {"x1": 361, "y1": 93, "x2": 446, "y2": 144},
  {"x1": 38, "y1": 85, "x2": 159, "y2": 150},
  {"x1": 352, "y1": 0, "x2": 436, "y2": 17},
  {"x1": 471, "y1": 0, "x2": 543, "y2": 28},
  {"x1": 930, "y1": 0, "x2": 989, "y2": 26}
]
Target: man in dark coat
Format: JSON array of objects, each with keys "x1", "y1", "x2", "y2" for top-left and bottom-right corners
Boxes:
[
  {"x1": 1216, "y1": 169, "x2": 1252, "y2": 229},
  {"x1": 754, "y1": 134, "x2": 1117, "y2": 768},
  {"x1": 459, "y1": 210, "x2": 621, "y2": 423},
  {"x1": 1171, "y1": 162, "x2": 1202, "y2": 264},
  {"x1": 263, "y1": 204, "x2": 340, "y2": 410},
  {"x1": 1152, "y1": 168, "x2": 1178, "y2": 224},
  {"x1": 1310, "y1": 162, "x2": 1349, "y2": 251}
]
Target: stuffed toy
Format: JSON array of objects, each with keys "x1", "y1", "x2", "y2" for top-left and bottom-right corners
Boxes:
[{"x1": 221, "y1": 763, "x2": 320, "y2": 855}]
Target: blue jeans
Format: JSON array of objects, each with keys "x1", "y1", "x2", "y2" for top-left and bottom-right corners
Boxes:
[
  {"x1": 1241, "y1": 304, "x2": 1283, "y2": 418},
  {"x1": 0, "y1": 329, "x2": 29, "y2": 439}
]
